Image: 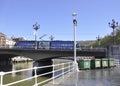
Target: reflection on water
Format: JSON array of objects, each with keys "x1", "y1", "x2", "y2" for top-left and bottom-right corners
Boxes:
[
  {"x1": 33, "y1": 60, "x2": 52, "y2": 77},
  {"x1": 12, "y1": 62, "x2": 33, "y2": 77},
  {"x1": 2, "y1": 61, "x2": 49, "y2": 86},
  {"x1": 0, "y1": 60, "x2": 12, "y2": 72},
  {"x1": 2, "y1": 59, "x2": 70, "y2": 86},
  {"x1": 3, "y1": 62, "x2": 34, "y2": 85}
]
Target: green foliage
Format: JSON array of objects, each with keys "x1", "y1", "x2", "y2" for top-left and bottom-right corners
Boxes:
[{"x1": 88, "y1": 26, "x2": 120, "y2": 48}]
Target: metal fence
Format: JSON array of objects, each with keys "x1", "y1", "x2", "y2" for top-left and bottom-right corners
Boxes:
[
  {"x1": 107, "y1": 45, "x2": 120, "y2": 65},
  {"x1": 0, "y1": 62, "x2": 74, "y2": 86}
]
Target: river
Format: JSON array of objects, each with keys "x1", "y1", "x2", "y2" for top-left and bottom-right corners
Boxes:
[
  {"x1": 0, "y1": 61, "x2": 49, "y2": 86},
  {"x1": 0, "y1": 58, "x2": 70, "y2": 86}
]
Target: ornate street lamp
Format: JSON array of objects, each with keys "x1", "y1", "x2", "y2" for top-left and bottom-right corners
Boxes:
[
  {"x1": 33, "y1": 22, "x2": 40, "y2": 49},
  {"x1": 72, "y1": 12, "x2": 79, "y2": 72},
  {"x1": 108, "y1": 19, "x2": 118, "y2": 45}
]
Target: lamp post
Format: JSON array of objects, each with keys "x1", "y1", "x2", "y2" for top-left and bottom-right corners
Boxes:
[
  {"x1": 49, "y1": 35, "x2": 54, "y2": 41},
  {"x1": 33, "y1": 22, "x2": 40, "y2": 49},
  {"x1": 96, "y1": 35, "x2": 101, "y2": 47},
  {"x1": 72, "y1": 12, "x2": 79, "y2": 72},
  {"x1": 108, "y1": 19, "x2": 118, "y2": 45}
]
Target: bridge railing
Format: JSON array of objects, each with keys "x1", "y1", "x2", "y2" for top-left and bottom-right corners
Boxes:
[
  {"x1": 0, "y1": 61, "x2": 74, "y2": 86},
  {"x1": 0, "y1": 45, "x2": 73, "y2": 50},
  {"x1": 0, "y1": 45, "x2": 106, "y2": 52},
  {"x1": 78, "y1": 47, "x2": 106, "y2": 52}
]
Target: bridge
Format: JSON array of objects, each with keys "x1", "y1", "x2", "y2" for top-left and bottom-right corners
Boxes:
[
  {"x1": 0, "y1": 47, "x2": 106, "y2": 75},
  {"x1": 0, "y1": 48, "x2": 111, "y2": 86},
  {"x1": 0, "y1": 48, "x2": 106, "y2": 61}
]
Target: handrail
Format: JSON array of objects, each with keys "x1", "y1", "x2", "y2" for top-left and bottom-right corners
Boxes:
[
  {"x1": 79, "y1": 47, "x2": 106, "y2": 52},
  {"x1": 0, "y1": 61, "x2": 74, "y2": 86}
]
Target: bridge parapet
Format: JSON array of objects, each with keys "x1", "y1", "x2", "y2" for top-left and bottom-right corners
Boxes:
[
  {"x1": 77, "y1": 48, "x2": 106, "y2": 52},
  {"x1": 0, "y1": 48, "x2": 106, "y2": 61},
  {"x1": 0, "y1": 45, "x2": 106, "y2": 52}
]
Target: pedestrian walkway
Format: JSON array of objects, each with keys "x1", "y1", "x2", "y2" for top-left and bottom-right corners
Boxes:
[
  {"x1": 44, "y1": 71, "x2": 77, "y2": 86},
  {"x1": 44, "y1": 67, "x2": 120, "y2": 86}
]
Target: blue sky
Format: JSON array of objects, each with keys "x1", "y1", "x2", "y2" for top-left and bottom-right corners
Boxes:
[{"x1": 0, "y1": 0, "x2": 120, "y2": 41}]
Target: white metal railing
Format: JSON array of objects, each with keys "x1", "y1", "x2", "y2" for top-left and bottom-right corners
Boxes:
[{"x1": 0, "y1": 61, "x2": 74, "y2": 86}]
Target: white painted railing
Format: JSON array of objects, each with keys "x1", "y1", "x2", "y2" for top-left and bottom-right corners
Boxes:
[{"x1": 0, "y1": 61, "x2": 74, "y2": 86}]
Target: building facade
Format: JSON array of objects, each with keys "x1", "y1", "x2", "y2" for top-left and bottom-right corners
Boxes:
[
  {"x1": 6, "y1": 38, "x2": 15, "y2": 48},
  {"x1": 12, "y1": 37, "x2": 27, "y2": 42},
  {"x1": 0, "y1": 32, "x2": 6, "y2": 47},
  {"x1": 0, "y1": 32, "x2": 16, "y2": 48}
]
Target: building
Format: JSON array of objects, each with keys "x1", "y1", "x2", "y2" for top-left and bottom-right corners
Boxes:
[
  {"x1": 0, "y1": 32, "x2": 6, "y2": 47},
  {"x1": 6, "y1": 38, "x2": 15, "y2": 48},
  {"x1": 12, "y1": 37, "x2": 27, "y2": 42},
  {"x1": 0, "y1": 32, "x2": 16, "y2": 48}
]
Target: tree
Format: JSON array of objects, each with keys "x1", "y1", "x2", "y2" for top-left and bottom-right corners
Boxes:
[{"x1": 87, "y1": 26, "x2": 120, "y2": 48}]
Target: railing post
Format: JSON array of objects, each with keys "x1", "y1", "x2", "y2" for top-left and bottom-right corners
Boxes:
[
  {"x1": 0, "y1": 72, "x2": 5, "y2": 86},
  {"x1": 52, "y1": 64, "x2": 55, "y2": 84},
  {"x1": 69, "y1": 62, "x2": 71, "y2": 75},
  {"x1": 73, "y1": 62, "x2": 75, "y2": 72},
  {"x1": 34, "y1": 67, "x2": 38, "y2": 86},
  {"x1": 62, "y1": 63, "x2": 64, "y2": 80}
]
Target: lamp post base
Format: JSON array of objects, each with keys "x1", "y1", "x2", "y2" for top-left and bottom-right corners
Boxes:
[{"x1": 74, "y1": 61, "x2": 79, "y2": 72}]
